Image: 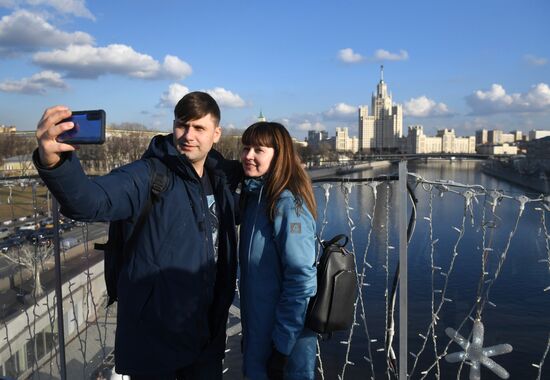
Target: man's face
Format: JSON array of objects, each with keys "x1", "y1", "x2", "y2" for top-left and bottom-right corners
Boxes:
[{"x1": 173, "y1": 113, "x2": 221, "y2": 174}]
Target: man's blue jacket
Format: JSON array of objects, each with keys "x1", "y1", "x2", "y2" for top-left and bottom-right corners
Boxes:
[{"x1": 34, "y1": 134, "x2": 241, "y2": 375}]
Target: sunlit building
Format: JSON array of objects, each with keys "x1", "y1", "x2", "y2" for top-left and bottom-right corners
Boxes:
[
  {"x1": 528, "y1": 130, "x2": 550, "y2": 141},
  {"x1": 333, "y1": 127, "x2": 359, "y2": 153},
  {"x1": 406, "y1": 126, "x2": 475, "y2": 154},
  {"x1": 476, "y1": 143, "x2": 518, "y2": 155},
  {"x1": 0, "y1": 125, "x2": 16, "y2": 134},
  {"x1": 358, "y1": 66, "x2": 403, "y2": 152}
]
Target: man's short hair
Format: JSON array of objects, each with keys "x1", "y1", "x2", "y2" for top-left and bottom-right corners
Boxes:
[{"x1": 174, "y1": 91, "x2": 220, "y2": 125}]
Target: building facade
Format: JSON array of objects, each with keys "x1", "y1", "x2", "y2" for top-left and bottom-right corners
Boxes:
[
  {"x1": 476, "y1": 143, "x2": 518, "y2": 155},
  {"x1": 333, "y1": 127, "x2": 359, "y2": 153},
  {"x1": 475, "y1": 129, "x2": 488, "y2": 146},
  {"x1": 358, "y1": 66, "x2": 403, "y2": 152},
  {"x1": 307, "y1": 130, "x2": 329, "y2": 149},
  {"x1": 0, "y1": 125, "x2": 16, "y2": 134},
  {"x1": 528, "y1": 130, "x2": 550, "y2": 141},
  {"x1": 407, "y1": 126, "x2": 475, "y2": 154},
  {"x1": 476, "y1": 129, "x2": 524, "y2": 145}
]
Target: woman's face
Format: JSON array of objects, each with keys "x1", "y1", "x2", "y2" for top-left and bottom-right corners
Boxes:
[{"x1": 241, "y1": 144, "x2": 275, "y2": 177}]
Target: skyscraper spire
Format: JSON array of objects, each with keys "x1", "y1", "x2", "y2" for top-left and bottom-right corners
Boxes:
[
  {"x1": 258, "y1": 110, "x2": 266, "y2": 122},
  {"x1": 380, "y1": 65, "x2": 384, "y2": 82}
]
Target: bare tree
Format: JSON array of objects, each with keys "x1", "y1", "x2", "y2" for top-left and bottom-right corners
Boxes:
[
  {"x1": 0, "y1": 134, "x2": 35, "y2": 161},
  {"x1": 1, "y1": 244, "x2": 53, "y2": 299},
  {"x1": 110, "y1": 122, "x2": 149, "y2": 131},
  {"x1": 215, "y1": 128, "x2": 244, "y2": 160},
  {"x1": 76, "y1": 133, "x2": 153, "y2": 173}
]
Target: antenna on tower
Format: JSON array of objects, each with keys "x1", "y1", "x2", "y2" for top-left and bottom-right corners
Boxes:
[{"x1": 380, "y1": 65, "x2": 384, "y2": 81}]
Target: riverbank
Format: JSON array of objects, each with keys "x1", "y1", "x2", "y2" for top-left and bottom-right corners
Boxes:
[
  {"x1": 481, "y1": 161, "x2": 550, "y2": 195},
  {"x1": 307, "y1": 160, "x2": 392, "y2": 179}
]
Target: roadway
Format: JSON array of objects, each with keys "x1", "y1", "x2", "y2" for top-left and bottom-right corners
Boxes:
[{"x1": 0, "y1": 222, "x2": 108, "y2": 280}]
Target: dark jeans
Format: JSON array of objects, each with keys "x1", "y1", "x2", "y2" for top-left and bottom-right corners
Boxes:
[{"x1": 129, "y1": 358, "x2": 223, "y2": 380}]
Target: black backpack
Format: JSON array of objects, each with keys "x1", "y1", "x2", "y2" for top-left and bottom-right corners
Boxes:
[
  {"x1": 306, "y1": 234, "x2": 358, "y2": 334},
  {"x1": 94, "y1": 157, "x2": 170, "y2": 306}
]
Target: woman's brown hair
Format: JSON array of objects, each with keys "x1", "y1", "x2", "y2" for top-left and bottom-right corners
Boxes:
[{"x1": 242, "y1": 122, "x2": 317, "y2": 220}]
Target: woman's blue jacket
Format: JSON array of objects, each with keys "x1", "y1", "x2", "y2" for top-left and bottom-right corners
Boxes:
[{"x1": 239, "y1": 178, "x2": 317, "y2": 380}]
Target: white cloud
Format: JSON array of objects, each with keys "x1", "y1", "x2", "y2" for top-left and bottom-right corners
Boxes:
[
  {"x1": 158, "y1": 83, "x2": 190, "y2": 108},
  {"x1": 33, "y1": 44, "x2": 192, "y2": 79},
  {"x1": 525, "y1": 83, "x2": 550, "y2": 108},
  {"x1": 158, "y1": 85, "x2": 246, "y2": 109},
  {"x1": 338, "y1": 48, "x2": 409, "y2": 64},
  {"x1": 25, "y1": 0, "x2": 95, "y2": 20},
  {"x1": 0, "y1": 10, "x2": 93, "y2": 56},
  {"x1": 466, "y1": 83, "x2": 550, "y2": 115},
  {"x1": 403, "y1": 96, "x2": 451, "y2": 117},
  {"x1": 324, "y1": 102, "x2": 357, "y2": 119},
  {"x1": 373, "y1": 49, "x2": 409, "y2": 61},
  {"x1": 0, "y1": 70, "x2": 66, "y2": 94},
  {"x1": 297, "y1": 121, "x2": 325, "y2": 131},
  {"x1": 0, "y1": 0, "x2": 16, "y2": 8},
  {"x1": 204, "y1": 87, "x2": 246, "y2": 108},
  {"x1": 524, "y1": 54, "x2": 547, "y2": 66},
  {"x1": 338, "y1": 48, "x2": 363, "y2": 63},
  {"x1": 162, "y1": 55, "x2": 193, "y2": 78}
]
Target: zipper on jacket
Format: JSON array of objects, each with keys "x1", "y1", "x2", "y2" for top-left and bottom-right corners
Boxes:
[
  {"x1": 246, "y1": 185, "x2": 263, "y2": 276},
  {"x1": 242, "y1": 184, "x2": 263, "y2": 356}
]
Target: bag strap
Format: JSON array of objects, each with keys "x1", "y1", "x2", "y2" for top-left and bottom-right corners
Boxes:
[
  {"x1": 319, "y1": 233, "x2": 348, "y2": 249},
  {"x1": 148, "y1": 157, "x2": 170, "y2": 198},
  {"x1": 122, "y1": 157, "x2": 169, "y2": 260}
]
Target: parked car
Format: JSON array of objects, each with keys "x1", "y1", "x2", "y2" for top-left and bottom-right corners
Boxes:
[
  {"x1": 59, "y1": 219, "x2": 74, "y2": 232},
  {"x1": 27, "y1": 228, "x2": 54, "y2": 246},
  {"x1": 61, "y1": 237, "x2": 79, "y2": 250},
  {"x1": 0, "y1": 239, "x2": 11, "y2": 253},
  {"x1": 18, "y1": 221, "x2": 40, "y2": 231},
  {"x1": 0, "y1": 227, "x2": 10, "y2": 240},
  {"x1": 0, "y1": 235, "x2": 26, "y2": 253},
  {"x1": 40, "y1": 218, "x2": 55, "y2": 229}
]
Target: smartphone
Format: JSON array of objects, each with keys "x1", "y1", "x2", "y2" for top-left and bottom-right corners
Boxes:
[{"x1": 57, "y1": 110, "x2": 106, "y2": 145}]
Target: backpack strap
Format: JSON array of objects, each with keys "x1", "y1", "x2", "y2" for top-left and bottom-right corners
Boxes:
[
  {"x1": 320, "y1": 234, "x2": 348, "y2": 249},
  {"x1": 122, "y1": 157, "x2": 170, "y2": 260},
  {"x1": 148, "y1": 157, "x2": 170, "y2": 198}
]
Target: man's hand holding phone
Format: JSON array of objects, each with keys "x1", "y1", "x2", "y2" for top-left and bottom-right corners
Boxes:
[
  {"x1": 36, "y1": 106, "x2": 77, "y2": 168},
  {"x1": 36, "y1": 106, "x2": 106, "y2": 168}
]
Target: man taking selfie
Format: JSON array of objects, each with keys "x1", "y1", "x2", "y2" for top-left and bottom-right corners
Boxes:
[{"x1": 33, "y1": 92, "x2": 241, "y2": 379}]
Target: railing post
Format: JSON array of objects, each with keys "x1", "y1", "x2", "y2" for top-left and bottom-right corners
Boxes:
[
  {"x1": 398, "y1": 160, "x2": 408, "y2": 379},
  {"x1": 52, "y1": 198, "x2": 67, "y2": 380}
]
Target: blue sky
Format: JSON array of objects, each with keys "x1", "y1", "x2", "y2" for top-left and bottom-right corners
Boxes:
[{"x1": 0, "y1": 0, "x2": 548, "y2": 139}]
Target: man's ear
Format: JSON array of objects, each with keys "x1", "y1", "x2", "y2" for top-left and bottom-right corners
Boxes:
[{"x1": 213, "y1": 125, "x2": 222, "y2": 143}]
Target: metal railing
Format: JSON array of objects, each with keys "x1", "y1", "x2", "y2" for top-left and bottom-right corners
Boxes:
[{"x1": 1, "y1": 161, "x2": 549, "y2": 379}]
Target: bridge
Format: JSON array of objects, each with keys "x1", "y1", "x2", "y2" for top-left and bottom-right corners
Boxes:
[
  {"x1": 0, "y1": 163, "x2": 548, "y2": 379},
  {"x1": 356, "y1": 152, "x2": 494, "y2": 160}
]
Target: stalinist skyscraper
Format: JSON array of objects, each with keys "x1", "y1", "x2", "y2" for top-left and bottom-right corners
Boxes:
[{"x1": 358, "y1": 66, "x2": 403, "y2": 152}]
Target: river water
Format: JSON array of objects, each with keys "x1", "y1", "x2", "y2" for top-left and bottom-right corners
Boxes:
[{"x1": 313, "y1": 159, "x2": 549, "y2": 379}]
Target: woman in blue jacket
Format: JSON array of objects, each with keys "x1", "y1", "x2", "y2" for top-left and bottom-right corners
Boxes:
[{"x1": 239, "y1": 121, "x2": 318, "y2": 380}]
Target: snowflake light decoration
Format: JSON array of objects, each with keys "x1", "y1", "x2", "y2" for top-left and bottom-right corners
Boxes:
[{"x1": 445, "y1": 319, "x2": 513, "y2": 380}]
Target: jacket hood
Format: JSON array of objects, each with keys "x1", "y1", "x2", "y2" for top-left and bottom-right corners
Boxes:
[
  {"x1": 243, "y1": 177, "x2": 294, "y2": 201},
  {"x1": 243, "y1": 176, "x2": 265, "y2": 194}
]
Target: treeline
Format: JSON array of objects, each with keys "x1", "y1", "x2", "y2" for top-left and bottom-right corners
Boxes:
[
  {"x1": 0, "y1": 134, "x2": 36, "y2": 165},
  {"x1": 1, "y1": 127, "x2": 314, "y2": 175}
]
